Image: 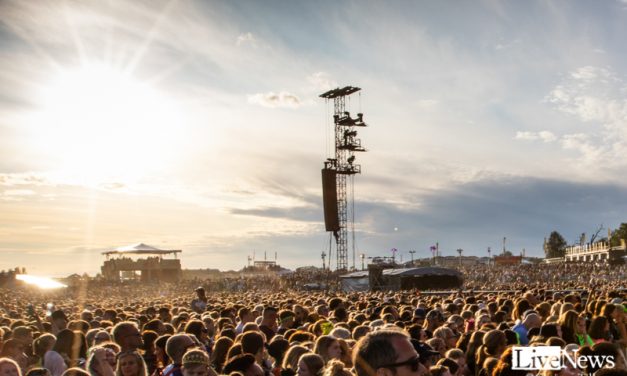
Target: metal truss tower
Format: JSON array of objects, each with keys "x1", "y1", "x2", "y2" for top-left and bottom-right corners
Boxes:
[{"x1": 320, "y1": 86, "x2": 367, "y2": 271}]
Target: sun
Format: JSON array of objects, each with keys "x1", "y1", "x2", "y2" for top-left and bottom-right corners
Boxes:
[{"x1": 31, "y1": 63, "x2": 183, "y2": 186}]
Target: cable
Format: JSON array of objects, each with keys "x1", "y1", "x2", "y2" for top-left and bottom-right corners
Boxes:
[
  {"x1": 359, "y1": 91, "x2": 362, "y2": 113},
  {"x1": 328, "y1": 232, "x2": 333, "y2": 271}
]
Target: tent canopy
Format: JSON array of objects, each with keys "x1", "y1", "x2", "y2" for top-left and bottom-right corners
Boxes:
[{"x1": 102, "y1": 243, "x2": 182, "y2": 256}]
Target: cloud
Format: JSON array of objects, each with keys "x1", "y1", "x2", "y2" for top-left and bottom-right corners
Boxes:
[
  {"x1": 247, "y1": 91, "x2": 302, "y2": 108},
  {"x1": 416, "y1": 99, "x2": 439, "y2": 108},
  {"x1": 515, "y1": 131, "x2": 556, "y2": 143},
  {"x1": 545, "y1": 65, "x2": 627, "y2": 168},
  {"x1": 307, "y1": 72, "x2": 337, "y2": 91},
  {"x1": 3, "y1": 189, "x2": 35, "y2": 196},
  {"x1": 236, "y1": 32, "x2": 256, "y2": 46},
  {"x1": 0, "y1": 173, "x2": 50, "y2": 187},
  {"x1": 494, "y1": 38, "x2": 521, "y2": 50},
  {"x1": 569, "y1": 66, "x2": 614, "y2": 82},
  {"x1": 351, "y1": 176, "x2": 627, "y2": 258}
]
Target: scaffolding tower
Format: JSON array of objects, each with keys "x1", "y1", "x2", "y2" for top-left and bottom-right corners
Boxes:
[{"x1": 320, "y1": 86, "x2": 367, "y2": 271}]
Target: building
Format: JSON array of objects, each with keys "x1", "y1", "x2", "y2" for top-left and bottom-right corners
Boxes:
[
  {"x1": 563, "y1": 240, "x2": 626, "y2": 263},
  {"x1": 101, "y1": 243, "x2": 182, "y2": 282}
]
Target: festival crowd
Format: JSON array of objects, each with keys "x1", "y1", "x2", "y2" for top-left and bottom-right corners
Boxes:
[{"x1": 0, "y1": 262, "x2": 626, "y2": 376}]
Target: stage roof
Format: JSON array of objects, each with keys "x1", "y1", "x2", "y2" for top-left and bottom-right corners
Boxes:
[{"x1": 102, "y1": 243, "x2": 182, "y2": 256}]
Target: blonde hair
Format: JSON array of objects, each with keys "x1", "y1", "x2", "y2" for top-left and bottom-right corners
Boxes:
[
  {"x1": 115, "y1": 351, "x2": 147, "y2": 376},
  {"x1": 322, "y1": 359, "x2": 351, "y2": 376},
  {"x1": 282, "y1": 346, "x2": 309, "y2": 371},
  {"x1": 0, "y1": 358, "x2": 22, "y2": 376}
]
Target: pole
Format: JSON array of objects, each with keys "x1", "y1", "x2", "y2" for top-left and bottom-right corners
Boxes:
[
  {"x1": 436, "y1": 242, "x2": 439, "y2": 265},
  {"x1": 487, "y1": 247, "x2": 491, "y2": 267}
]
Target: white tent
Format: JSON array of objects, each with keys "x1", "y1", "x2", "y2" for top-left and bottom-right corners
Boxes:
[{"x1": 102, "y1": 243, "x2": 181, "y2": 256}]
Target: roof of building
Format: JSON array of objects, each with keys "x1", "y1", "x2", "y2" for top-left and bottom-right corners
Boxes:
[{"x1": 102, "y1": 243, "x2": 182, "y2": 256}]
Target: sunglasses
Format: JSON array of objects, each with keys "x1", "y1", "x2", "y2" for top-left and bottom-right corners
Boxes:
[{"x1": 380, "y1": 356, "x2": 421, "y2": 372}]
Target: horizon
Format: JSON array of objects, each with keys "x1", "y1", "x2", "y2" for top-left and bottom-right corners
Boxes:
[{"x1": 2, "y1": 0, "x2": 627, "y2": 276}]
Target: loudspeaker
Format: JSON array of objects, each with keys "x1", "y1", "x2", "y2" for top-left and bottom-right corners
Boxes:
[{"x1": 321, "y1": 168, "x2": 340, "y2": 232}]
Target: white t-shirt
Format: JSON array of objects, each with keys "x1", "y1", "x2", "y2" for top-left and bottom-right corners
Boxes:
[{"x1": 44, "y1": 351, "x2": 67, "y2": 376}]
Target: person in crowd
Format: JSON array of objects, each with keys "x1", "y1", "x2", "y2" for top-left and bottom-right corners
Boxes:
[
  {"x1": 208, "y1": 337, "x2": 231, "y2": 374},
  {"x1": 235, "y1": 309, "x2": 254, "y2": 335},
  {"x1": 588, "y1": 316, "x2": 611, "y2": 343},
  {"x1": 259, "y1": 307, "x2": 279, "y2": 342},
  {"x1": 151, "y1": 335, "x2": 171, "y2": 376},
  {"x1": 313, "y1": 336, "x2": 341, "y2": 365},
  {"x1": 0, "y1": 340, "x2": 28, "y2": 373},
  {"x1": 50, "y1": 312, "x2": 69, "y2": 336},
  {"x1": 267, "y1": 338, "x2": 290, "y2": 375},
  {"x1": 183, "y1": 322, "x2": 209, "y2": 354},
  {"x1": 222, "y1": 354, "x2": 264, "y2": 376},
  {"x1": 180, "y1": 350, "x2": 215, "y2": 376},
  {"x1": 297, "y1": 354, "x2": 324, "y2": 376},
  {"x1": 85, "y1": 347, "x2": 115, "y2": 376},
  {"x1": 33, "y1": 334, "x2": 56, "y2": 370},
  {"x1": 353, "y1": 329, "x2": 428, "y2": 376},
  {"x1": 0, "y1": 358, "x2": 22, "y2": 376},
  {"x1": 115, "y1": 351, "x2": 147, "y2": 376},
  {"x1": 141, "y1": 331, "x2": 159, "y2": 375},
  {"x1": 281, "y1": 346, "x2": 310, "y2": 376},
  {"x1": 47, "y1": 330, "x2": 77, "y2": 376},
  {"x1": 190, "y1": 288, "x2": 207, "y2": 314},
  {"x1": 163, "y1": 335, "x2": 197, "y2": 376},
  {"x1": 511, "y1": 312, "x2": 541, "y2": 346},
  {"x1": 475, "y1": 330, "x2": 507, "y2": 376},
  {"x1": 112, "y1": 324, "x2": 143, "y2": 353}
]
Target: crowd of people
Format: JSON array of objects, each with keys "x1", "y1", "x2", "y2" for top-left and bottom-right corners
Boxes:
[
  {"x1": 460, "y1": 262, "x2": 627, "y2": 291},
  {"x1": 0, "y1": 262, "x2": 626, "y2": 376}
]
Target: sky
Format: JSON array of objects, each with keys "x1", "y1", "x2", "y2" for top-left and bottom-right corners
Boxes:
[{"x1": 1, "y1": 0, "x2": 627, "y2": 276}]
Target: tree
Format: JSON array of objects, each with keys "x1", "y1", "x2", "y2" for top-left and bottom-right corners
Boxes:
[
  {"x1": 610, "y1": 223, "x2": 627, "y2": 247},
  {"x1": 545, "y1": 231, "x2": 567, "y2": 258}
]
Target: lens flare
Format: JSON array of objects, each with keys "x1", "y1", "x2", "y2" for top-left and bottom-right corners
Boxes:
[{"x1": 16, "y1": 274, "x2": 67, "y2": 289}]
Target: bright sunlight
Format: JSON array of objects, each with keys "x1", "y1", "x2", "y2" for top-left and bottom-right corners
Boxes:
[
  {"x1": 31, "y1": 63, "x2": 183, "y2": 186},
  {"x1": 16, "y1": 274, "x2": 67, "y2": 289}
]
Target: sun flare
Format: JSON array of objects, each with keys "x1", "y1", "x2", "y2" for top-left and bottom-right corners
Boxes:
[
  {"x1": 31, "y1": 63, "x2": 183, "y2": 186},
  {"x1": 16, "y1": 274, "x2": 67, "y2": 289}
]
